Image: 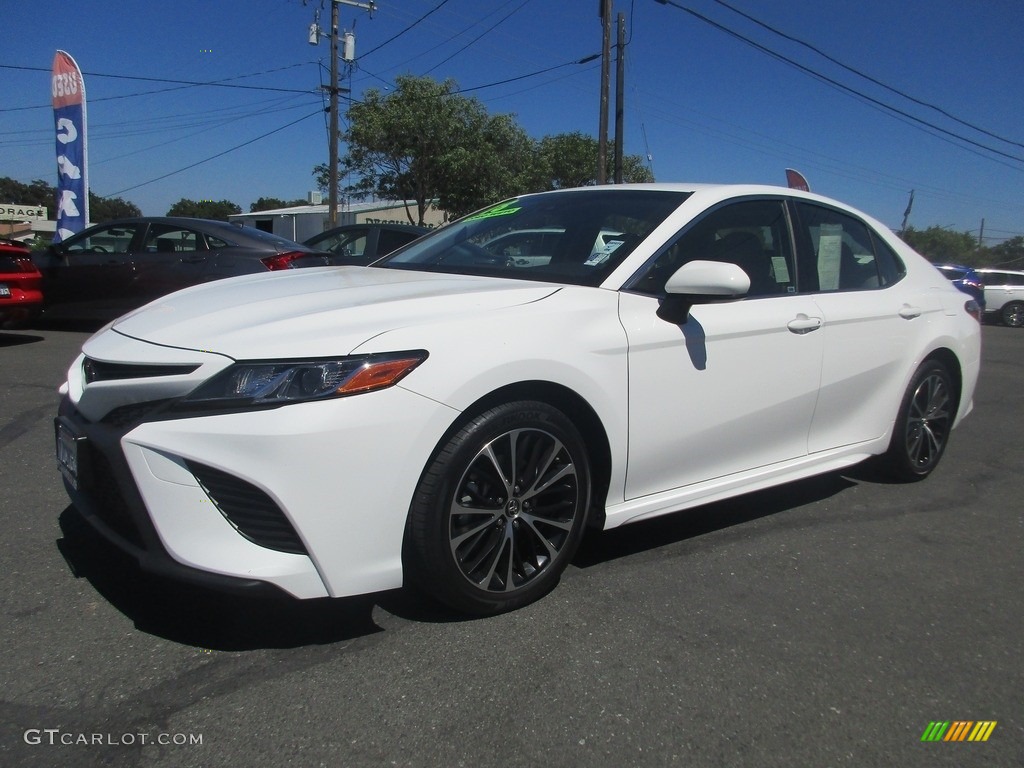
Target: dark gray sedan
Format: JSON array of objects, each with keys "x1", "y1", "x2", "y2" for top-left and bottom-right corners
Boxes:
[
  {"x1": 34, "y1": 217, "x2": 331, "y2": 322},
  {"x1": 304, "y1": 223, "x2": 429, "y2": 266}
]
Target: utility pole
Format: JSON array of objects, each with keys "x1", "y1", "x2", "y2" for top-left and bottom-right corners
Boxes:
[
  {"x1": 900, "y1": 189, "x2": 914, "y2": 237},
  {"x1": 978, "y1": 218, "x2": 985, "y2": 249},
  {"x1": 327, "y1": 1, "x2": 341, "y2": 226},
  {"x1": 613, "y1": 12, "x2": 625, "y2": 184},
  {"x1": 597, "y1": 0, "x2": 611, "y2": 185},
  {"x1": 311, "y1": 0, "x2": 376, "y2": 227}
]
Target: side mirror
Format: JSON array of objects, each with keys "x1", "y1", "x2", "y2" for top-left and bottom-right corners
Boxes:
[{"x1": 657, "y1": 260, "x2": 750, "y2": 324}]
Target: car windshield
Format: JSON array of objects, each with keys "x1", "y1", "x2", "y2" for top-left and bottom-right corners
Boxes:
[{"x1": 379, "y1": 189, "x2": 690, "y2": 286}]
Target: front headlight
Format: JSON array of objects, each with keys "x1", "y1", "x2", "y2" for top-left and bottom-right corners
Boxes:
[{"x1": 178, "y1": 351, "x2": 428, "y2": 409}]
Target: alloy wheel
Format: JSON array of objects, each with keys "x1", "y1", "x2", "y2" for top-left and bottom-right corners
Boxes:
[
  {"x1": 904, "y1": 371, "x2": 952, "y2": 472},
  {"x1": 448, "y1": 426, "x2": 581, "y2": 593}
]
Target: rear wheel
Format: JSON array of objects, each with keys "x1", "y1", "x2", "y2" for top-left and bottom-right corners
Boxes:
[
  {"x1": 1001, "y1": 301, "x2": 1024, "y2": 327},
  {"x1": 882, "y1": 360, "x2": 954, "y2": 481},
  {"x1": 406, "y1": 401, "x2": 591, "y2": 616}
]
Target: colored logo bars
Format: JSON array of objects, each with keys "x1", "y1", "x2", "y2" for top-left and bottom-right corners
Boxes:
[{"x1": 921, "y1": 721, "x2": 997, "y2": 742}]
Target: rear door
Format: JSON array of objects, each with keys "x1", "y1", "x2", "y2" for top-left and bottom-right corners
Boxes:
[
  {"x1": 132, "y1": 222, "x2": 211, "y2": 302},
  {"x1": 790, "y1": 201, "x2": 925, "y2": 453}
]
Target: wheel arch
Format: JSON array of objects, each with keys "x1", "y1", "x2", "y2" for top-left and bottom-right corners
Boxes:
[
  {"x1": 408, "y1": 380, "x2": 613, "y2": 534},
  {"x1": 921, "y1": 346, "x2": 963, "y2": 415}
]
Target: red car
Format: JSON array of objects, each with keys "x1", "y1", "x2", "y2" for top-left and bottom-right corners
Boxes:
[{"x1": 0, "y1": 238, "x2": 43, "y2": 327}]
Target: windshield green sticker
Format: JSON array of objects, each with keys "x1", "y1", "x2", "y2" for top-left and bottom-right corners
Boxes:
[{"x1": 465, "y1": 200, "x2": 521, "y2": 222}]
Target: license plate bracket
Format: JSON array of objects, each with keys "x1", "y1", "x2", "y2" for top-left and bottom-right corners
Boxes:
[{"x1": 55, "y1": 419, "x2": 84, "y2": 490}]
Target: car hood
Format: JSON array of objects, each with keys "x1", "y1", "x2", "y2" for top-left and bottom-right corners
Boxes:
[{"x1": 111, "y1": 266, "x2": 561, "y2": 359}]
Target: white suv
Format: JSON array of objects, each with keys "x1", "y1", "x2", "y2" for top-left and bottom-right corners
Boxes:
[{"x1": 976, "y1": 268, "x2": 1024, "y2": 327}]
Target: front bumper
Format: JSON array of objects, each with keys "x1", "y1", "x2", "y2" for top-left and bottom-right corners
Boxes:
[{"x1": 58, "y1": 372, "x2": 459, "y2": 600}]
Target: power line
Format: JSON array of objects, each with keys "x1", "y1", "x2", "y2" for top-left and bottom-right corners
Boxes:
[
  {"x1": 652, "y1": 1, "x2": 1024, "y2": 168},
  {"x1": 707, "y1": 0, "x2": 1024, "y2": 151},
  {"x1": 0, "y1": 63, "x2": 317, "y2": 113},
  {"x1": 103, "y1": 110, "x2": 322, "y2": 198},
  {"x1": 358, "y1": 0, "x2": 455, "y2": 60},
  {"x1": 422, "y1": 0, "x2": 536, "y2": 76}
]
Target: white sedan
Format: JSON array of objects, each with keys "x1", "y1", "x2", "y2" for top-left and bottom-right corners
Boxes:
[{"x1": 56, "y1": 184, "x2": 981, "y2": 615}]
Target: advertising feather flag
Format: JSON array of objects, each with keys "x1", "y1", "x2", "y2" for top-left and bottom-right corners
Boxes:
[{"x1": 52, "y1": 50, "x2": 89, "y2": 242}]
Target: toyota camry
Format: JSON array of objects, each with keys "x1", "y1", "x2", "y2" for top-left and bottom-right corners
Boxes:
[{"x1": 55, "y1": 184, "x2": 982, "y2": 615}]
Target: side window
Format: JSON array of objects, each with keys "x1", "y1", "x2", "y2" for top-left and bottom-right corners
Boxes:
[
  {"x1": 794, "y1": 203, "x2": 901, "y2": 291},
  {"x1": 318, "y1": 229, "x2": 368, "y2": 257},
  {"x1": 340, "y1": 233, "x2": 368, "y2": 258},
  {"x1": 630, "y1": 199, "x2": 795, "y2": 297},
  {"x1": 870, "y1": 230, "x2": 906, "y2": 286},
  {"x1": 377, "y1": 229, "x2": 418, "y2": 255},
  {"x1": 142, "y1": 224, "x2": 201, "y2": 254},
  {"x1": 206, "y1": 234, "x2": 229, "y2": 250},
  {"x1": 63, "y1": 224, "x2": 138, "y2": 254}
]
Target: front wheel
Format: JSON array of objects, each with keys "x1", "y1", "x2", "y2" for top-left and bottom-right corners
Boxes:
[
  {"x1": 406, "y1": 401, "x2": 591, "y2": 616},
  {"x1": 882, "y1": 360, "x2": 955, "y2": 481},
  {"x1": 1001, "y1": 301, "x2": 1024, "y2": 327}
]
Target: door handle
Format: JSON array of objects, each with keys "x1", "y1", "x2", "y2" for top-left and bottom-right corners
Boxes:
[
  {"x1": 898, "y1": 304, "x2": 922, "y2": 320},
  {"x1": 180, "y1": 256, "x2": 207, "y2": 264},
  {"x1": 787, "y1": 314, "x2": 822, "y2": 334}
]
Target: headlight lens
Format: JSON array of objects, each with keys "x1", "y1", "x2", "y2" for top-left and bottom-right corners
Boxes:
[{"x1": 179, "y1": 351, "x2": 428, "y2": 409}]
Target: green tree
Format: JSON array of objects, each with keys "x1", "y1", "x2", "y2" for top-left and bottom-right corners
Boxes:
[
  {"x1": 983, "y1": 235, "x2": 1024, "y2": 268},
  {"x1": 250, "y1": 197, "x2": 308, "y2": 212},
  {"x1": 0, "y1": 178, "x2": 55, "y2": 209},
  {"x1": 0, "y1": 177, "x2": 141, "y2": 222},
  {"x1": 901, "y1": 226, "x2": 977, "y2": 264},
  {"x1": 534, "y1": 131, "x2": 654, "y2": 189},
  {"x1": 166, "y1": 198, "x2": 241, "y2": 220},
  {"x1": 89, "y1": 192, "x2": 141, "y2": 222},
  {"x1": 326, "y1": 75, "x2": 535, "y2": 223}
]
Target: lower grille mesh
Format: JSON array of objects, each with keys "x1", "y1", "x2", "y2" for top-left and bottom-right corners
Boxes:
[{"x1": 186, "y1": 461, "x2": 308, "y2": 555}]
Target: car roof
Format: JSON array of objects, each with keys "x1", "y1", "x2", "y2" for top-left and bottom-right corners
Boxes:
[
  {"x1": 314, "y1": 223, "x2": 429, "y2": 235},
  {"x1": 517, "y1": 183, "x2": 892, "y2": 222}
]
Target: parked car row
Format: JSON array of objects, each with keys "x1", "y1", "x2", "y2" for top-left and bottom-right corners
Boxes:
[
  {"x1": 8, "y1": 216, "x2": 1024, "y2": 330},
  {"x1": 935, "y1": 263, "x2": 1024, "y2": 327},
  {"x1": 10, "y1": 219, "x2": 427, "y2": 324}
]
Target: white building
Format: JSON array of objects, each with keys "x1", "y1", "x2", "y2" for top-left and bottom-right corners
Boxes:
[{"x1": 229, "y1": 199, "x2": 446, "y2": 242}]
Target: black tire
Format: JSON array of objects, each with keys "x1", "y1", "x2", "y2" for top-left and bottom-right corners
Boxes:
[
  {"x1": 1001, "y1": 301, "x2": 1024, "y2": 328},
  {"x1": 406, "y1": 401, "x2": 591, "y2": 616},
  {"x1": 882, "y1": 360, "x2": 955, "y2": 481}
]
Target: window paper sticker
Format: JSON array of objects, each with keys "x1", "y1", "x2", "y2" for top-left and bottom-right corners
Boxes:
[{"x1": 817, "y1": 223, "x2": 843, "y2": 291}]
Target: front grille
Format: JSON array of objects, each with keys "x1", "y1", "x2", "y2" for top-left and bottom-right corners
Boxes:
[
  {"x1": 79, "y1": 444, "x2": 145, "y2": 549},
  {"x1": 83, "y1": 358, "x2": 199, "y2": 384},
  {"x1": 186, "y1": 461, "x2": 308, "y2": 555}
]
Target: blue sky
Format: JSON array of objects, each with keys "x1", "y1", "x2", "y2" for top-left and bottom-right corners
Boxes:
[{"x1": 2, "y1": 0, "x2": 1022, "y2": 241}]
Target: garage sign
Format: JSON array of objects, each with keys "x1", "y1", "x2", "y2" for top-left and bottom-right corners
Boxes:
[{"x1": 0, "y1": 204, "x2": 47, "y2": 221}]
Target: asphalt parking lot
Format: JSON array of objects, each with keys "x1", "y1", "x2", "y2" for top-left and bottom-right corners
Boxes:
[{"x1": 1, "y1": 324, "x2": 1021, "y2": 768}]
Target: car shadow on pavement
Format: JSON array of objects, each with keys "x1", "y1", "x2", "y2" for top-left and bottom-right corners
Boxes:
[
  {"x1": 53, "y1": 470, "x2": 864, "y2": 642},
  {"x1": 0, "y1": 331, "x2": 44, "y2": 346},
  {"x1": 56, "y1": 507, "x2": 383, "y2": 651},
  {"x1": 573, "y1": 470, "x2": 857, "y2": 568}
]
